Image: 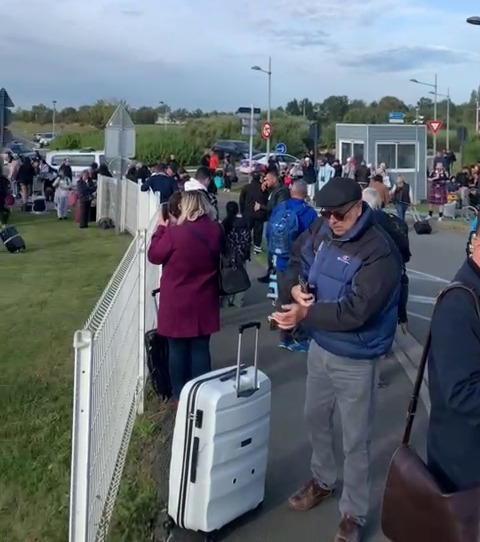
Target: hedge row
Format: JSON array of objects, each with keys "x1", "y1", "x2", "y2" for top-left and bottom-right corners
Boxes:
[
  {"x1": 50, "y1": 114, "x2": 313, "y2": 165},
  {"x1": 48, "y1": 117, "x2": 480, "y2": 166}
]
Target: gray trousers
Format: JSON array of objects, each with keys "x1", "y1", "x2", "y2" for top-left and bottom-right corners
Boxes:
[{"x1": 305, "y1": 341, "x2": 378, "y2": 524}]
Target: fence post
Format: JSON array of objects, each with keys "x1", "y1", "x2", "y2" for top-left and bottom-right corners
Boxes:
[
  {"x1": 137, "y1": 230, "x2": 146, "y2": 415},
  {"x1": 69, "y1": 330, "x2": 93, "y2": 542}
]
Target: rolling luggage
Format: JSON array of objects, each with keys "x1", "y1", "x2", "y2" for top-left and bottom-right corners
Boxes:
[
  {"x1": 0, "y1": 225, "x2": 26, "y2": 253},
  {"x1": 32, "y1": 195, "x2": 47, "y2": 214},
  {"x1": 144, "y1": 288, "x2": 172, "y2": 400},
  {"x1": 411, "y1": 206, "x2": 432, "y2": 235},
  {"x1": 166, "y1": 321, "x2": 271, "y2": 540}
]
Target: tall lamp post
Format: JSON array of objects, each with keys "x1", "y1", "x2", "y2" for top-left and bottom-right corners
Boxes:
[
  {"x1": 467, "y1": 17, "x2": 480, "y2": 131},
  {"x1": 429, "y1": 88, "x2": 450, "y2": 149},
  {"x1": 410, "y1": 74, "x2": 438, "y2": 152},
  {"x1": 159, "y1": 100, "x2": 168, "y2": 132},
  {"x1": 251, "y1": 57, "x2": 272, "y2": 156},
  {"x1": 52, "y1": 100, "x2": 57, "y2": 136}
]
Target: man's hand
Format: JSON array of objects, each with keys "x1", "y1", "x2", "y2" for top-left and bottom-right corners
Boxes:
[
  {"x1": 271, "y1": 304, "x2": 308, "y2": 330},
  {"x1": 254, "y1": 202, "x2": 261, "y2": 212},
  {"x1": 291, "y1": 284, "x2": 315, "y2": 307}
]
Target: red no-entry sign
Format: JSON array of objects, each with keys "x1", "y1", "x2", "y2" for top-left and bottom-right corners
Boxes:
[{"x1": 261, "y1": 121, "x2": 272, "y2": 140}]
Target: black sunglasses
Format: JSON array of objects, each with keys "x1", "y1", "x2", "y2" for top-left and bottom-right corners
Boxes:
[{"x1": 320, "y1": 201, "x2": 358, "y2": 221}]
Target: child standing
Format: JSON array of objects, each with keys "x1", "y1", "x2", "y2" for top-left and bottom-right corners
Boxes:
[{"x1": 53, "y1": 171, "x2": 72, "y2": 220}]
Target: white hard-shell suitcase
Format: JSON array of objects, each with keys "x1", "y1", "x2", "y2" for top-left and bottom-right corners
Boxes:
[{"x1": 166, "y1": 321, "x2": 271, "y2": 540}]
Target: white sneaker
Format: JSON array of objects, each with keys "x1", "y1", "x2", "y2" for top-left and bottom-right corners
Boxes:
[{"x1": 438, "y1": 216, "x2": 443, "y2": 222}]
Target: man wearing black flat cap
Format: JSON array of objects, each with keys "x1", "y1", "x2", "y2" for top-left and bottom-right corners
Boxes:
[{"x1": 271, "y1": 176, "x2": 402, "y2": 542}]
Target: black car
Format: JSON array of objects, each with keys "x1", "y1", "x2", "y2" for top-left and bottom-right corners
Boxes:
[{"x1": 212, "y1": 139, "x2": 261, "y2": 160}]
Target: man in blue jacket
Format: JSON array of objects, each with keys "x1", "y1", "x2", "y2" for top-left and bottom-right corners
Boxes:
[
  {"x1": 141, "y1": 162, "x2": 178, "y2": 203},
  {"x1": 266, "y1": 180, "x2": 317, "y2": 352},
  {"x1": 272, "y1": 177, "x2": 402, "y2": 542}
]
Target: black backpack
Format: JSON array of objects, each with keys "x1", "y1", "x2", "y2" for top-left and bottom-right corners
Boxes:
[{"x1": 385, "y1": 212, "x2": 411, "y2": 263}]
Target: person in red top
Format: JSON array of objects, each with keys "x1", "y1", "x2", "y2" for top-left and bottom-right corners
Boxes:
[
  {"x1": 148, "y1": 191, "x2": 222, "y2": 399},
  {"x1": 209, "y1": 151, "x2": 219, "y2": 178}
]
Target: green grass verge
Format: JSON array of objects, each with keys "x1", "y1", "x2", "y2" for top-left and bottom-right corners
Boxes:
[
  {"x1": 107, "y1": 390, "x2": 170, "y2": 542},
  {"x1": 0, "y1": 210, "x2": 131, "y2": 541}
]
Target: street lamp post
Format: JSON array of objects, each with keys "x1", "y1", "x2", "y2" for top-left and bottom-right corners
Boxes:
[
  {"x1": 410, "y1": 74, "x2": 438, "y2": 152},
  {"x1": 159, "y1": 100, "x2": 168, "y2": 132},
  {"x1": 52, "y1": 100, "x2": 57, "y2": 136},
  {"x1": 429, "y1": 88, "x2": 450, "y2": 149},
  {"x1": 466, "y1": 17, "x2": 480, "y2": 131},
  {"x1": 251, "y1": 57, "x2": 272, "y2": 156}
]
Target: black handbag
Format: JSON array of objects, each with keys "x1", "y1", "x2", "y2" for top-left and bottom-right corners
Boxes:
[{"x1": 186, "y1": 223, "x2": 251, "y2": 296}]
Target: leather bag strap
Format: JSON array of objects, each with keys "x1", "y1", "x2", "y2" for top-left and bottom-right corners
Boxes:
[{"x1": 402, "y1": 281, "x2": 480, "y2": 445}]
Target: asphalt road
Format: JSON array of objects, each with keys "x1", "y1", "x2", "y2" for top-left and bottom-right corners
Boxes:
[
  {"x1": 151, "y1": 196, "x2": 472, "y2": 542},
  {"x1": 405, "y1": 223, "x2": 466, "y2": 344},
  {"x1": 155, "y1": 207, "x2": 457, "y2": 541}
]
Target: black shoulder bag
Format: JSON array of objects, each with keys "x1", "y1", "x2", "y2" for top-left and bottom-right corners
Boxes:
[{"x1": 186, "y1": 223, "x2": 251, "y2": 296}]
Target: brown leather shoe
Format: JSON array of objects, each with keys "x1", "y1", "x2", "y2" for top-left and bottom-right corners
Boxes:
[
  {"x1": 288, "y1": 478, "x2": 334, "y2": 511},
  {"x1": 333, "y1": 515, "x2": 362, "y2": 542}
]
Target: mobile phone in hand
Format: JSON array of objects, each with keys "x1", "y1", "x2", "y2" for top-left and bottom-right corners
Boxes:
[
  {"x1": 268, "y1": 302, "x2": 286, "y2": 330},
  {"x1": 298, "y1": 275, "x2": 310, "y2": 294}
]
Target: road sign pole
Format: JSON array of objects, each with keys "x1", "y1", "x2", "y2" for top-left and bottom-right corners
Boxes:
[
  {"x1": 0, "y1": 103, "x2": 4, "y2": 150},
  {"x1": 433, "y1": 73, "x2": 438, "y2": 153},
  {"x1": 249, "y1": 104, "x2": 254, "y2": 172},
  {"x1": 266, "y1": 57, "x2": 271, "y2": 157}
]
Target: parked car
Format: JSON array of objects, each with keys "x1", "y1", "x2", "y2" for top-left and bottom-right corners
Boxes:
[
  {"x1": 238, "y1": 153, "x2": 265, "y2": 174},
  {"x1": 35, "y1": 132, "x2": 57, "y2": 147},
  {"x1": 212, "y1": 139, "x2": 261, "y2": 160},
  {"x1": 239, "y1": 153, "x2": 301, "y2": 175},
  {"x1": 45, "y1": 148, "x2": 106, "y2": 179}
]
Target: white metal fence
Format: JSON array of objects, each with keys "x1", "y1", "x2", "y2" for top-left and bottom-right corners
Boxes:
[
  {"x1": 69, "y1": 183, "x2": 160, "y2": 542},
  {"x1": 95, "y1": 175, "x2": 140, "y2": 235}
]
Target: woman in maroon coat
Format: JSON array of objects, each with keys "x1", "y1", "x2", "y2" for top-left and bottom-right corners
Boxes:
[{"x1": 148, "y1": 191, "x2": 222, "y2": 399}]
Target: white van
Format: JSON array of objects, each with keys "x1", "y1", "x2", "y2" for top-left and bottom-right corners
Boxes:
[{"x1": 45, "y1": 149, "x2": 106, "y2": 179}]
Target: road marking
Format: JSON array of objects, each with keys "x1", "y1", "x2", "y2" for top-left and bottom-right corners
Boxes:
[
  {"x1": 407, "y1": 268, "x2": 449, "y2": 284},
  {"x1": 407, "y1": 310, "x2": 432, "y2": 322},
  {"x1": 409, "y1": 295, "x2": 436, "y2": 305}
]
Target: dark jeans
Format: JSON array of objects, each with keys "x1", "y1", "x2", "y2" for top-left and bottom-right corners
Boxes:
[
  {"x1": 79, "y1": 200, "x2": 91, "y2": 228},
  {"x1": 224, "y1": 175, "x2": 233, "y2": 190},
  {"x1": 395, "y1": 202, "x2": 407, "y2": 222},
  {"x1": 44, "y1": 180, "x2": 54, "y2": 202},
  {"x1": 167, "y1": 335, "x2": 212, "y2": 398},
  {"x1": 248, "y1": 216, "x2": 264, "y2": 248}
]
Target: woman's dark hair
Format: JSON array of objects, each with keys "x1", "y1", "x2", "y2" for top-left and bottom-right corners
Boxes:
[
  {"x1": 222, "y1": 201, "x2": 239, "y2": 235},
  {"x1": 168, "y1": 191, "x2": 182, "y2": 218}
]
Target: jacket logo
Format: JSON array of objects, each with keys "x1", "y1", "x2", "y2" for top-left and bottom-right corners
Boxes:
[{"x1": 337, "y1": 255, "x2": 350, "y2": 264}]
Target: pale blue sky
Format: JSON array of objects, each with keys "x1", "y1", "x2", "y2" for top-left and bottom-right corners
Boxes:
[{"x1": 3, "y1": 0, "x2": 480, "y2": 110}]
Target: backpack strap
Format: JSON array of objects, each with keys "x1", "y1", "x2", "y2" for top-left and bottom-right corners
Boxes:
[
  {"x1": 402, "y1": 281, "x2": 480, "y2": 445},
  {"x1": 308, "y1": 216, "x2": 325, "y2": 252}
]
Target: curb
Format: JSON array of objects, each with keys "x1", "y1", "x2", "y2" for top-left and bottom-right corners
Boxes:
[{"x1": 393, "y1": 330, "x2": 430, "y2": 414}]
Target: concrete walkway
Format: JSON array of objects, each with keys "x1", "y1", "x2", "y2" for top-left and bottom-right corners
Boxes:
[{"x1": 154, "y1": 262, "x2": 428, "y2": 542}]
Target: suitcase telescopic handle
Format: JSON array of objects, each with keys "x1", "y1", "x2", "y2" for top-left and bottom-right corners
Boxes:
[{"x1": 236, "y1": 321, "x2": 261, "y2": 398}]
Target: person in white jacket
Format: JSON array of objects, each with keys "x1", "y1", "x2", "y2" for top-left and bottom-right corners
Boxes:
[
  {"x1": 317, "y1": 158, "x2": 336, "y2": 192},
  {"x1": 184, "y1": 166, "x2": 219, "y2": 220},
  {"x1": 53, "y1": 171, "x2": 72, "y2": 220}
]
